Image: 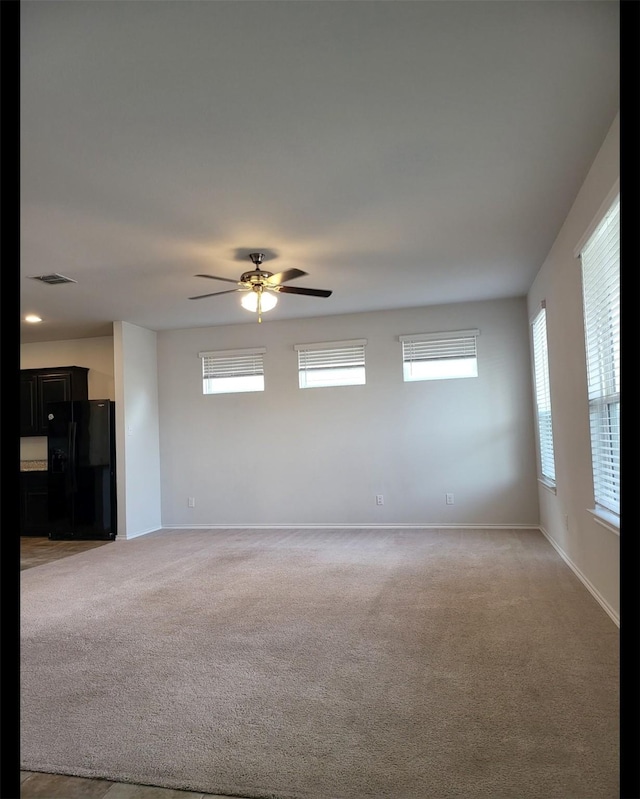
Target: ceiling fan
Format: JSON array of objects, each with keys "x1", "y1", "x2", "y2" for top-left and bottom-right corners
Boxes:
[{"x1": 189, "y1": 252, "x2": 333, "y2": 322}]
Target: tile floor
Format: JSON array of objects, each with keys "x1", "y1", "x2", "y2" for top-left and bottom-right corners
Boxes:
[
  {"x1": 20, "y1": 537, "x2": 245, "y2": 799},
  {"x1": 20, "y1": 536, "x2": 112, "y2": 570}
]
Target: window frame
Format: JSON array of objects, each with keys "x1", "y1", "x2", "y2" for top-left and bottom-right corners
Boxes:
[
  {"x1": 575, "y1": 189, "x2": 620, "y2": 525},
  {"x1": 530, "y1": 302, "x2": 556, "y2": 489},
  {"x1": 198, "y1": 347, "x2": 266, "y2": 395},
  {"x1": 294, "y1": 339, "x2": 367, "y2": 389},
  {"x1": 399, "y1": 329, "x2": 479, "y2": 382}
]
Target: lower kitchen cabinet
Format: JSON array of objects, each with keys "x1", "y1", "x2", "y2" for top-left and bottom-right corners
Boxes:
[{"x1": 20, "y1": 472, "x2": 50, "y2": 536}]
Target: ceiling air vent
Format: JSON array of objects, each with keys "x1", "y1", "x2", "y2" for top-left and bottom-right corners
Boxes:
[{"x1": 29, "y1": 273, "x2": 78, "y2": 285}]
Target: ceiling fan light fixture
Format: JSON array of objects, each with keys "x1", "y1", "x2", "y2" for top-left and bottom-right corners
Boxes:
[{"x1": 240, "y1": 289, "x2": 278, "y2": 313}]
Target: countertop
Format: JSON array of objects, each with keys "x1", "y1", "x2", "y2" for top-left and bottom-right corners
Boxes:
[{"x1": 20, "y1": 460, "x2": 48, "y2": 472}]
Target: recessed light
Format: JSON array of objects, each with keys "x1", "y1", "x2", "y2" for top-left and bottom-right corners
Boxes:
[{"x1": 25, "y1": 315, "x2": 42, "y2": 323}]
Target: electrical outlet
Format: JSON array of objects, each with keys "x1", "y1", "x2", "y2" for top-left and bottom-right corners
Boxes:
[
  {"x1": 446, "y1": 493, "x2": 454, "y2": 505},
  {"x1": 376, "y1": 494, "x2": 384, "y2": 505},
  {"x1": 188, "y1": 497, "x2": 195, "y2": 508}
]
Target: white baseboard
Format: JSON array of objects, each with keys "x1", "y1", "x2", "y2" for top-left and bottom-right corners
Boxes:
[
  {"x1": 539, "y1": 526, "x2": 619, "y2": 627},
  {"x1": 160, "y1": 523, "x2": 540, "y2": 531},
  {"x1": 115, "y1": 525, "x2": 163, "y2": 540}
]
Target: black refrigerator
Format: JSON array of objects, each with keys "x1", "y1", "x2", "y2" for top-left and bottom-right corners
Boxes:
[{"x1": 47, "y1": 399, "x2": 117, "y2": 540}]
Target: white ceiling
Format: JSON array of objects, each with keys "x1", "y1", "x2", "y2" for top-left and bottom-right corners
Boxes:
[{"x1": 20, "y1": 0, "x2": 619, "y2": 344}]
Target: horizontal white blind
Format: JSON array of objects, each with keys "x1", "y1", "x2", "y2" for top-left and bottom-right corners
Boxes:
[
  {"x1": 199, "y1": 348, "x2": 265, "y2": 394},
  {"x1": 402, "y1": 336, "x2": 476, "y2": 362},
  {"x1": 580, "y1": 195, "x2": 620, "y2": 515},
  {"x1": 531, "y1": 305, "x2": 555, "y2": 483},
  {"x1": 400, "y1": 330, "x2": 478, "y2": 381},
  {"x1": 295, "y1": 340, "x2": 366, "y2": 388},
  {"x1": 201, "y1": 353, "x2": 263, "y2": 378},
  {"x1": 293, "y1": 339, "x2": 367, "y2": 353}
]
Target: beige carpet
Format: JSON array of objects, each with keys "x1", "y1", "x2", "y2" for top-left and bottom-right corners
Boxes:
[{"x1": 20, "y1": 527, "x2": 618, "y2": 798}]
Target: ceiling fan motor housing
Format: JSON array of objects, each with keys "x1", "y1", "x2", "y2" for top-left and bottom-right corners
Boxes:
[
  {"x1": 242, "y1": 253, "x2": 272, "y2": 285},
  {"x1": 241, "y1": 270, "x2": 274, "y2": 285}
]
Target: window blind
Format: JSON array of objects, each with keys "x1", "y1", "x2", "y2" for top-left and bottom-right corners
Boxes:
[
  {"x1": 579, "y1": 195, "x2": 620, "y2": 516},
  {"x1": 294, "y1": 339, "x2": 367, "y2": 388},
  {"x1": 199, "y1": 348, "x2": 266, "y2": 394},
  {"x1": 399, "y1": 329, "x2": 479, "y2": 381},
  {"x1": 531, "y1": 304, "x2": 555, "y2": 484}
]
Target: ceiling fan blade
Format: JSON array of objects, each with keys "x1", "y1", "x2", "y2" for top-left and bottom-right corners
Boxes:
[
  {"x1": 194, "y1": 273, "x2": 240, "y2": 285},
  {"x1": 266, "y1": 268, "x2": 308, "y2": 286},
  {"x1": 188, "y1": 289, "x2": 241, "y2": 300},
  {"x1": 276, "y1": 285, "x2": 332, "y2": 298}
]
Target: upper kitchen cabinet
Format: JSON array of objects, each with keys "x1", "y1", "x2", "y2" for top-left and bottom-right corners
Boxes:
[{"x1": 20, "y1": 367, "x2": 89, "y2": 436}]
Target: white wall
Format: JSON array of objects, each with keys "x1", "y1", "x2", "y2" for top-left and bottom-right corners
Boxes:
[
  {"x1": 113, "y1": 321, "x2": 162, "y2": 539},
  {"x1": 157, "y1": 298, "x2": 539, "y2": 528},
  {"x1": 20, "y1": 336, "x2": 115, "y2": 461},
  {"x1": 527, "y1": 112, "x2": 619, "y2": 622}
]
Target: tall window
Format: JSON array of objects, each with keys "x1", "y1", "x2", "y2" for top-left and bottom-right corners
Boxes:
[
  {"x1": 531, "y1": 303, "x2": 555, "y2": 486},
  {"x1": 199, "y1": 348, "x2": 266, "y2": 394},
  {"x1": 295, "y1": 339, "x2": 367, "y2": 388},
  {"x1": 579, "y1": 194, "x2": 620, "y2": 519},
  {"x1": 399, "y1": 329, "x2": 479, "y2": 382}
]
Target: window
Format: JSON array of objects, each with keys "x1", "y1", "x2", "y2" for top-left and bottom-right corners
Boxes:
[
  {"x1": 579, "y1": 194, "x2": 620, "y2": 519},
  {"x1": 199, "y1": 348, "x2": 266, "y2": 394},
  {"x1": 295, "y1": 339, "x2": 367, "y2": 388},
  {"x1": 399, "y1": 329, "x2": 479, "y2": 382},
  {"x1": 531, "y1": 303, "x2": 556, "y2": 486}
]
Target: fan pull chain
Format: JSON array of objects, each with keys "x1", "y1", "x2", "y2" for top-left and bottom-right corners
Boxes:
[{"x1": 257, "y1": 290, "x2": 262, "y2": 323}]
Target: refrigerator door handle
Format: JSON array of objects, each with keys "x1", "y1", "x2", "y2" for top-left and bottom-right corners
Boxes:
[{"x1": 69, "y1": 421, "x2": 78, "y2": 492}]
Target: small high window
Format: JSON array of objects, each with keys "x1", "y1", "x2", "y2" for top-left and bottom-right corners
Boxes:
[
  {"x1": 199, "y1": 348, "x2": 266, "y2": 394},
  {"x1": 294, "y1": 339, "x2": 367, "y2": 389},
  {"x1": 399, "y1": 329, "x2": 479, "y2": 382}
]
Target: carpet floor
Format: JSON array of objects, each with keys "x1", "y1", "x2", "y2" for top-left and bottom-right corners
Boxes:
[{"x1": 20, "y1": 527, "x2": 619, "y2": 799}]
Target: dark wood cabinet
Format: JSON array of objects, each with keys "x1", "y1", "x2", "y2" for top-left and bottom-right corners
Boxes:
[
  {"x1": 20, "y1": 471, "x2": 50, "y2": 536},
  {"x1": 20, "y1": 373, "x2": 39, "y2": 436},
  {"x1": 20, "y1": 367, "x2": 89, "y2": 436}
]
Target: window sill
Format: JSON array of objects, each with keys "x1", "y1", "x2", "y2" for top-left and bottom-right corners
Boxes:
[
  {"x1": 537, "y1": 478, "x2": 557, "y2": 495},
  {"x1": 587, "y1": 508, "x2": 620, "y2": 536}
]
